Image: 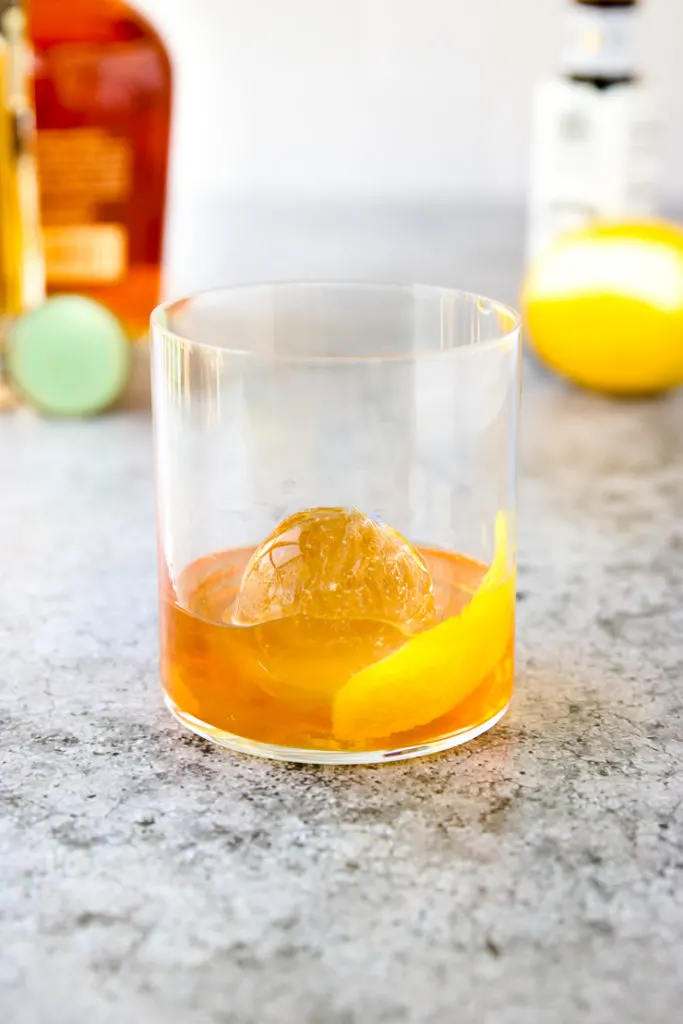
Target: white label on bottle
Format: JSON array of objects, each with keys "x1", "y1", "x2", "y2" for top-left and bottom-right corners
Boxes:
[
  {"x1": 562, "y1": 5, "x2": 636, "y2": 80},
  {"x1": 527, "y1": 77, "x2": 661, "y2": 263}
]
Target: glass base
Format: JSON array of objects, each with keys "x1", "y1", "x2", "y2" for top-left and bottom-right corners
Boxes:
[{"x1": 163, "y1": 694, "x2": 510, "y2": 765}]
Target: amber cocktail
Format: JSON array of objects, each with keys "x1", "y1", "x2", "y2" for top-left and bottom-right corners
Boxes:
[{"x1": 152, "y1": 284, "x2": 520, "y2": 763}]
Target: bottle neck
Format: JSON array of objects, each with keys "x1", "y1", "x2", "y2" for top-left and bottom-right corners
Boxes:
[{"x1": 562, "y1": 2, "x2": 639, "y2": 84}]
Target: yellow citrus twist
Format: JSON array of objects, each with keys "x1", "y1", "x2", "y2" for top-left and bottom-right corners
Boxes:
[{"x1": 333, "y1": 513, "x2": 515, "y2": 741}]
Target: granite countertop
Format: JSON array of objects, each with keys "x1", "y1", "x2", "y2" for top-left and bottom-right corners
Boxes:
[{"x1": 1, "y1": 206, "x2": 683, "y2": 1023}]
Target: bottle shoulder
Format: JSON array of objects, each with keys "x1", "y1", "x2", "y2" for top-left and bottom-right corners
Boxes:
[
  {"x1": 29, "y1": 0, "x2": 172, "y2": 99},
  {"x1": 29, "y1": 0, "x2": 170, "y2": 58}
]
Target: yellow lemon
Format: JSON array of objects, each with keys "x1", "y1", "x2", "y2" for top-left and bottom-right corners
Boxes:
[
  {"x1": 523, "y1": 221, "x2": 683, "y2": 394},
  {"x1": 333, "y1": 513, "x2": 514, "y2": 742}
]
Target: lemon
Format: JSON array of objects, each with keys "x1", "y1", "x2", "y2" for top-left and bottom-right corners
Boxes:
[
  {"x1": 332, "y1": 513, "x2": 514, "y2": 742},
  {"x1": 523, "y1": 221, "x2": 683, "y2": 395}
]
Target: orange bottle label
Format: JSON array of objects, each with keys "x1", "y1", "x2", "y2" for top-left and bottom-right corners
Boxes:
[{"x1": 36, "y1": 127, "x2": 132, "y2": 284}]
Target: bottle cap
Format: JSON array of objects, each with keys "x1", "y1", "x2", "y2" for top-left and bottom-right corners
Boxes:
[
  {"x1": 6, "y1": 295, "x2": 131, "y2": 416},
  {"x1": 564, "y1": 1, "x2": 638, "y2": 82}
]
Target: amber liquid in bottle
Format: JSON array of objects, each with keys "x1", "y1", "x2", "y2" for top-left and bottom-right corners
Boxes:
[{"x1": 29, "y1": 0, "x2": 171, "y2": 338}]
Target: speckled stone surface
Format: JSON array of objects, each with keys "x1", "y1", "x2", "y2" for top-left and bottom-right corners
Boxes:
[{"x1": 2, "y1": 208, "x2": 683, "y2": 1024}]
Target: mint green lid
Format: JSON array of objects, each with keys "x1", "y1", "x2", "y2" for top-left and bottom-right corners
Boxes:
[{"x1": 6, "y1": 295, "x2": 131, "y2": 417}]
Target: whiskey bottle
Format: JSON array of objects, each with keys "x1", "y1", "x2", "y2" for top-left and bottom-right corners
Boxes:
[
  {"x1": 527, "y1": 0, "x2": 661, "y2": 263},
  {"x1": 28, "y1": 0, "x2": 172, "y2": 339}
]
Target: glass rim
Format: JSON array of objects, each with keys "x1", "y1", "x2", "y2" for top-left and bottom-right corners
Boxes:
[{"x1": 150, "y1": 281, "x2": 522, "y2": 362}]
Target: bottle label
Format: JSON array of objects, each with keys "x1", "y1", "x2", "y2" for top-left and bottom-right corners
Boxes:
[
  {"x1": 36, "y1": 128, "x2": 132, "y2": 285},
  {"x1": 528, "y1": 78, "x2": 661, "y2": 262},
  {"x1": 562, "y1": 5, "x2": 636, "y2": 80},
  {"x1": 42, "y1": 224, "x2": 128, "y2": 284}
]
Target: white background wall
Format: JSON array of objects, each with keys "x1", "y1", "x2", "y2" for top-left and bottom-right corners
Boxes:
[{"x1": 134, "y1": 0, "x2": 683, "y2": 206}]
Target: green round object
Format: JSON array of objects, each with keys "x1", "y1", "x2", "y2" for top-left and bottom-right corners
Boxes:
[{"x1": 6, "y1": 295, "x2": 131, "y2": 416}]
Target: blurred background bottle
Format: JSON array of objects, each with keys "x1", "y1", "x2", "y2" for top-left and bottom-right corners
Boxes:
[
  {"x1": 1, "y1": 0, "x2": 43, "y2": 409},
  {"x1": 528, "y1": 0, "x2": 661, "y2": 263},
  {"x1": 28, "y1": 0, "x2": 172, "y2": 340},
  {"x1": 0, "y1": 0, "x2": 43, "y2": 321}
]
